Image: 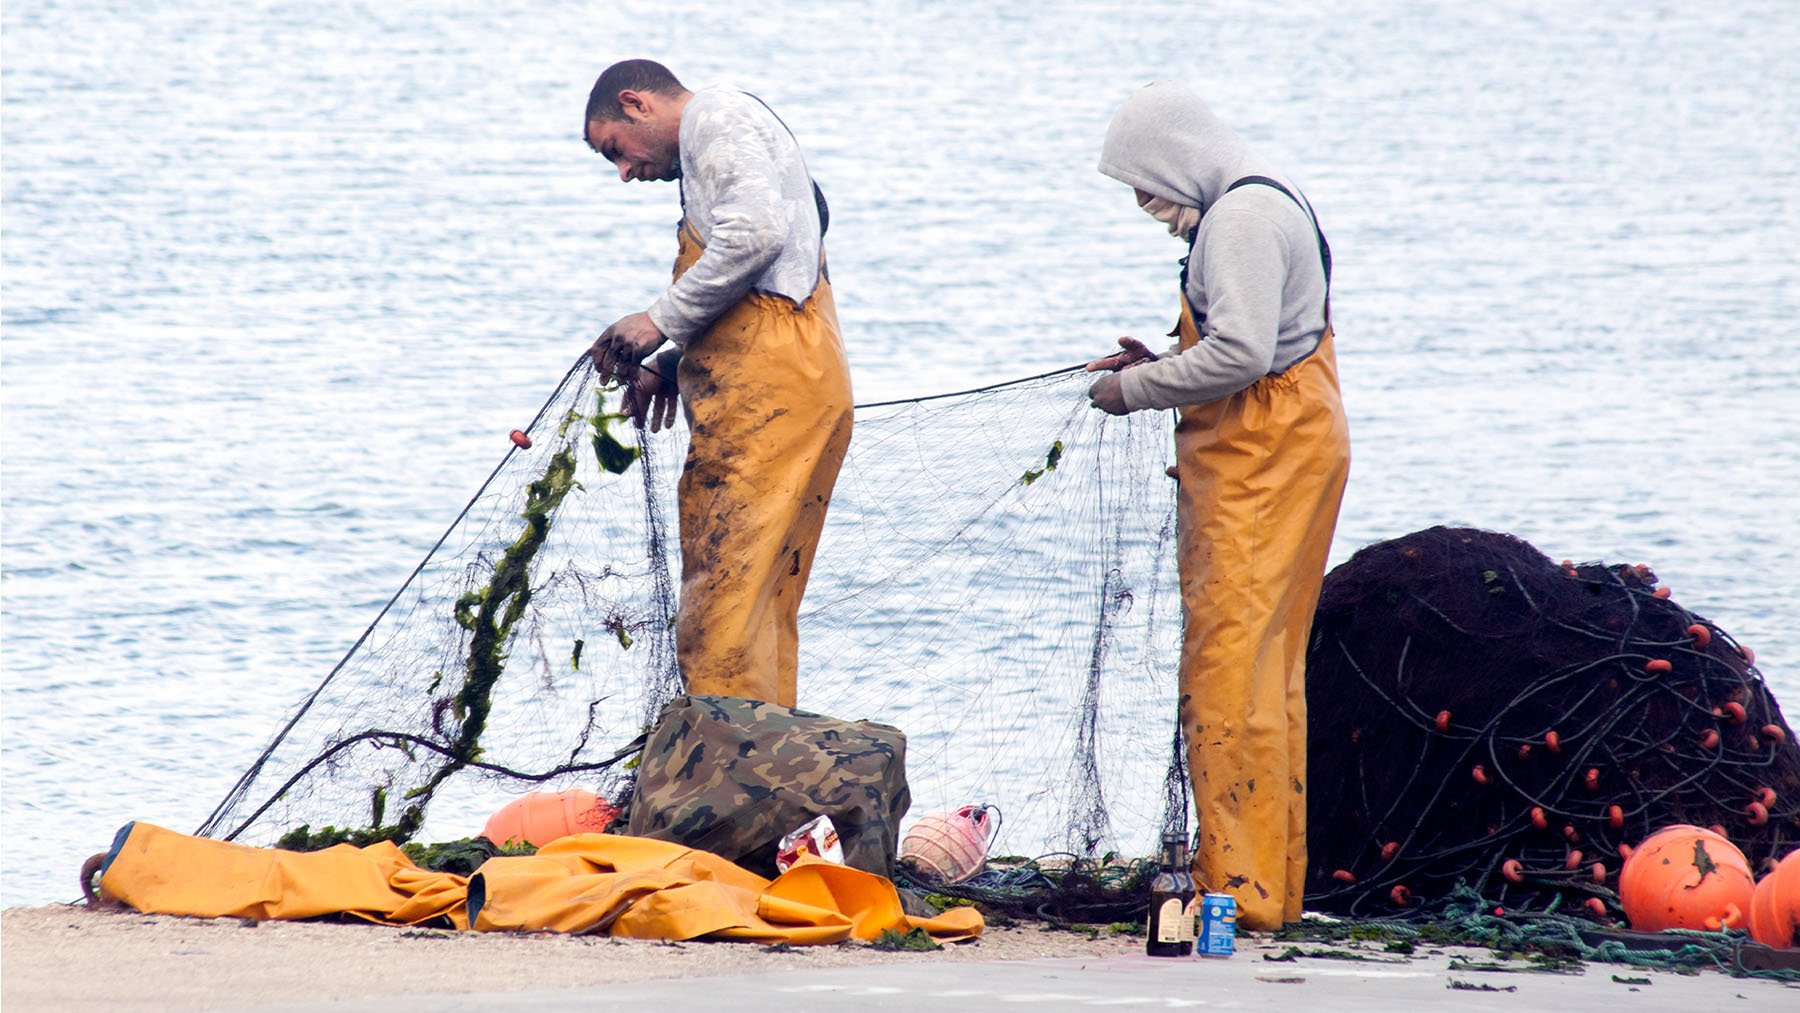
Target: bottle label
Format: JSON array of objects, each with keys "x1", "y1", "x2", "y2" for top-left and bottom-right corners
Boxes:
[
  {"x1": 1181, "y1": 897, "x2": 1198, "y2": 941},
  {"x1": 1154, "y1": 898, "x2": 1185, "y2": 943}
]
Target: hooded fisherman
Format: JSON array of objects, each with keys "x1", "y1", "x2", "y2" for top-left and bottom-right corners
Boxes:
[
  {"x1": 583, "y1": 59, "x2": 853, "y2": 708},
  {"x1": 1085, "y1": 82, "x2": 1351, "y2": 930}
]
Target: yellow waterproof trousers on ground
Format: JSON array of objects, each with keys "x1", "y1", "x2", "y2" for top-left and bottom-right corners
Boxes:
[
  {"x1": 94, "y1": 823, "x2": 980, "y2": 944},
  {"x1": 670, "y1": 223, "x2": 854, "y2": 707},
  {"x1": 470, "y1": 833, "x2": 982, "y2": 943},
  {"x1": 1173, "y1": 298, "x2": 1350, "y2": 930},
  {"x1": 97, "y1": 821, "x2": 470, "y2": 927}
]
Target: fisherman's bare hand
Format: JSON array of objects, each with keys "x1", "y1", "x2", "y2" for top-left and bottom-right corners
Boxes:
[
  {"x1": 1088, "y1": 373, "x2": 1130, "y2": 416},
  {"x1": 590, "y1": 312, "x2": 667, "y2": 384},
  {"x1": 623, "y1": 349, "x2": 682, "y2": 432},
  {"x1": 1084, "y1": 336, "x2": 1158, "y2": 373}
]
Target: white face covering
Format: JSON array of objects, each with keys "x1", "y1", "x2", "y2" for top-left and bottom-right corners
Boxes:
[{"x1": 1142, "y1": 195, "x2": 1201, "y2": 238}]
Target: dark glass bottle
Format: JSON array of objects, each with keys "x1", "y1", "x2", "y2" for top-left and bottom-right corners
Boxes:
[{"x1": 1145, "y1": 833, "x2": 1196, "y2": 956}]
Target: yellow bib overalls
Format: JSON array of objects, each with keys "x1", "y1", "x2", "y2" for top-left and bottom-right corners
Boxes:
[
  {"x1": 668, "y1": 222, "x2": 854, "y2": 707},
  {"x1": 1173, "y1": 295, "x2": 1350, "y2": 929}
]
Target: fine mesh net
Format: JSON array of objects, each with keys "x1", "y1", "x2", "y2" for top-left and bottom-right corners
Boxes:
[{"x1": 198, "y1": 361, "x2": 1187, "y2": 865}]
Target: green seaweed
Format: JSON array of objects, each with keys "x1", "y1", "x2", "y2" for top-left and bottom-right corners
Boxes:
[
  {"x1": 605, "y1": 616, "x2": 634, "y2": 650},
  {"x1": 417, "y1": 445, "x2": 580, "y2": 803},
  {"x1": 872, "y1": 927, "x2": 943, "y2": 951},
  {"x1": 401, "y1": 836, "x2": 537, "y2": 875},
  {"x1": 1020, "y1": 440, "x2": 1066, "y2": 486},
  {"x1": 591, "y1": 409, "x2": 641, "y2": 475}
]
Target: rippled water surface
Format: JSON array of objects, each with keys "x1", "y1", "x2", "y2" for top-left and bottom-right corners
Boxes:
[{"x1": 5, "y1": 1, "x2": 1797, "y2": 906}]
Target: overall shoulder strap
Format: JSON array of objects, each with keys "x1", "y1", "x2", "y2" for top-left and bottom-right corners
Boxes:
[{"x1": 1222, "y1": 175, "x2": 1331, "y2": 289}]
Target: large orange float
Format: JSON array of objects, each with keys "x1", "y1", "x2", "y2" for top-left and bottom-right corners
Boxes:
[
  {"x1": 482, "y1": 789, "x2": 617, "y2": 848},
  {"x1": 1619, "y1": 824, "x2": 1755, "y2": 932},
  {"x1": 1749, "y1": 848, "x2": 1800, "y2": 949}
]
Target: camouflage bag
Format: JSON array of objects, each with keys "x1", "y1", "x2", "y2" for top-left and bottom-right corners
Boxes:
[{"x1": 624, "y1": 694, "x2": 910, "y2": 879}]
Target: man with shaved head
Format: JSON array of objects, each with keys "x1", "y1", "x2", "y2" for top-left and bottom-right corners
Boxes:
[{"x1": 582, "y1": 59, "x2": 852, "y2": 710}]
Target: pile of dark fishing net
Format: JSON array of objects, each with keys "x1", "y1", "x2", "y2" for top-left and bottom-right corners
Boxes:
[{"x1": 1304, "y1": 525, "x2": 1799, "y2": 919}]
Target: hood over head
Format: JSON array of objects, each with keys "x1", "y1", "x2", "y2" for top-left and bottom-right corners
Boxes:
[{"x1": 1097, "y1": 81, "x2": 1277, "y2": 213}]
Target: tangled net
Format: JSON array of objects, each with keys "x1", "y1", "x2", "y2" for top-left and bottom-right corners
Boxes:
[
  {"x1": 1304, "y1": 526, "x2": 1799, "y2": 918},
  {"x1": 197, "y1": 360, "x2": 1186, "y2": 866}
]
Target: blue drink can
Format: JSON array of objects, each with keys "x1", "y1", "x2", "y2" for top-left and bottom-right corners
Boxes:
[{"x1": 1195, "y1": 892, "x2": 1237, "y2": 957}]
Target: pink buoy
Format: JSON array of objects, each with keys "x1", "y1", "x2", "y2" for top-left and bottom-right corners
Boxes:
[{"x1": 899, "y1": 804, "x2": 999, "y2": 884}]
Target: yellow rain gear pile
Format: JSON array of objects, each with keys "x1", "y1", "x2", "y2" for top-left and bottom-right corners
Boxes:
[
  {"x1": 95, "y1": 822, "x2": 981, "y2": 945},
  {"x1": 670, "y1": 222, "x2": 853, "y2": 707},
  {"x1": 1174, "y1": 299, "x2": 1351, "y2": 930}
]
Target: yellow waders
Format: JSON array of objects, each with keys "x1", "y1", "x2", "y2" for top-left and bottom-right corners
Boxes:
[
  {"x1": 669, "y1": 222, "x2": 853, "y2": 707},
  {"x1": 1174, "y1": 298, "x2": 1350, "y2": 930}
]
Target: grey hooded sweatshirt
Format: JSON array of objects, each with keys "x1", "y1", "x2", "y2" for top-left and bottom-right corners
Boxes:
[{"x1": 1098, "y1": 82, "x2": 1330, "y2": 411}]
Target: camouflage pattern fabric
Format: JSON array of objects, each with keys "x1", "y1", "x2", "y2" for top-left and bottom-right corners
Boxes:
[{"x1": 625, "y1": 694, "x2": 910, "y2": 878}]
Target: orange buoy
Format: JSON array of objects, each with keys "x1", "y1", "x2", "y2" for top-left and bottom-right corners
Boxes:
[
  {"x1": 1608, "y1": 804, "x2": 1625, "y2": 830},
  {"x1": 1756, "y1": 787, "x2": 1778, "y2": 807},
  {"x1": 1586, "y1": 897, "x2": 1609, "y2": 919},
  {"x1": 1332, "y1": 869, "x2": 1357, "y2": 884},
  {"x1": 1565, "y1": 849, "x2": 1584, "y2": 871},
  {"x1": 1746, "y1": 802, "x2": 1769, "y2": 827},
  {"x1": 1545, "y1": 730, "x2": 1562, "y2": 753},
  {"x1": 1585, "y1": 767, "x2": 1601, "y2": 791},
  {"x1": 1471, "y1": 764, "x2": 1490, "y2": 785},
  {"x1": 1619, "y1": 825, "x2": 1754, "y2": 932},
  {"x1": 1436, "y1": 709, "x2": 1451, "y2": 733},
  {"x1": 1699, "y1": 728, "x2": 1720, "y2": 750},
  {"x1": 1591, "y1": 862, "x2": 1607, "y2": 884},
  {"x1": 1380, "y1": 841, "x2": 1400, "y2": 862},
  {"x1": 1564, "y1": 824, "x2": 1582, "y2": 844},
  {"x1": 1618, "y1": 842, "x2": 1633, "y2": 859},
  {"x1": 1686, "y1": 624, "x2": 1711, "y2": 647},
  {"x1": 509, "y1": 429, "x2": 532, "y2": 449},
  {"x1": 1517, "y1": 743, "x2": 1533, "y2": 760},
  {"x1": 1390, "y1": 884, "x2": 1413, "y2": 907},
  {"x1": 1531, "y1": 807, "x2": 1549, "y2": 830},
  {"x1": 1644, "y1": 659, "x2": 1672, "y2": 675},
  {"x1": 1722, "y1": 701, "x2": 1747, "y2": 725},
  {"x1": 1502, "y1": 859, "x2": 1524, "y2": 883},
  {"x1": 1764, "y1": 724, "x2": 1788, "y2": 746},
  {"x1": 1748, "y1": 849, "x2": 1800, "y2": 949},
  {"x1": 482, "y1": 788, "x2": 616, "y2": 848},
  {"x1": 1652, "y1": 586, "x2": 1671, "y2": 599}
]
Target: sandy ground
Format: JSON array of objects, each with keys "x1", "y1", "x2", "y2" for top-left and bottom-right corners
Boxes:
[{"x1": 2, "y1": 903, "x2": 1140, "y2": 1011}]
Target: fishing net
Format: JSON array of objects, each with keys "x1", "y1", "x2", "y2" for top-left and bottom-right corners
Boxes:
[
  {"x1": 1303, "y1": 526, "x2": 1800, "y2": 919},
  {"x1": 197, "y1": 360, "x2": 1188, "y2": 869},
  {"x1": 196, "y1": 360, "x2": 1798, "y2": 953}
]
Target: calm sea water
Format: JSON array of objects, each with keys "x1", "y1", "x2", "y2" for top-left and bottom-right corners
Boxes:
[{"x1": 4, "y1": 1, "x2": 1797, "y2": 907}]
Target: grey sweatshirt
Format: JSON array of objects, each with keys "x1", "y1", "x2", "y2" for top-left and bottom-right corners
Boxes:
[{"x1": 1097, "y1": 82, "x2": 1330, "y2": 411}]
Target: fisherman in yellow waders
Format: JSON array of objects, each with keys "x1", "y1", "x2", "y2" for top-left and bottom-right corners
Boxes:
[
  {"x1": 1085, "y1": 82, "x2": 1351, "y2": 930},
  {"x1": 583, "y1": 60, "x2": 852, "y2": 708}
]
